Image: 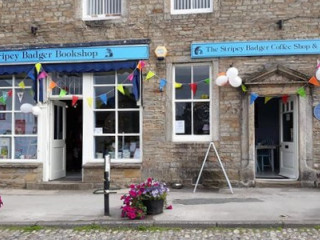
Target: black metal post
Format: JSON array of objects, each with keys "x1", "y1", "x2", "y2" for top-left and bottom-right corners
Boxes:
[{"x1": 104, "y1": 154, "x2": 111, "y2": 216}]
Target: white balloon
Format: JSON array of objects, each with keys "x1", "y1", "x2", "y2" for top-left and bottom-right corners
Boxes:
[
  {"x1": 32, "y1": 106, "x2": 41, "y2": 116},
  {"x1": 229, "y1": 76, "x2": 242, "y2": 87},
  {"x1": 20, "y1": 103, "x2": 33, "y2": 113},
  {"x1": 316, "y1": 68, "x2": 320, "y2": 81},
  {"x1": 226, "y1": 67, "x2": 239, "y2": 79},
  {"x1": 215, "y1": 75, "x2": 228, "y2": 86}
]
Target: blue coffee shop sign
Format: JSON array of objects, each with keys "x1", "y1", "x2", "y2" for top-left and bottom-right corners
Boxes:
[
  {"x1": 0, "y1": 45, "x2": 149, "y2": 64},
  {"x1": 191, "y1": 39, "x2": 320, "y2": 58}
]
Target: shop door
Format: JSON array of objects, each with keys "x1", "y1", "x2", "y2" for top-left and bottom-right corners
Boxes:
[
  {"x1": 279, "y1": 96, "x2": 298, "y2": 179},
  {"x1": 49, "y1": 101, "x2": 66, "y2": 180}
]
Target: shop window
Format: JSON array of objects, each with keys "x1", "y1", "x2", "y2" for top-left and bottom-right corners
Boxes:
[
  {"x1": 0, "y1": 75, "x2": 37, "y2": 160},
  {"x1": 173, "y1": 64, "x2": 211, "y2": 142},
  {"x1": 93, "y1": 70, "x2": 141, "y2": 162},
  {"x1": 83, "y1": 0, "x2": 122, "y2": 20},
  {"x1": 50, "y1": 73, "x2": 82, "y2": 96},
  {"x1": 171, "y1": 0, "x2": 213, "y2": 14}
]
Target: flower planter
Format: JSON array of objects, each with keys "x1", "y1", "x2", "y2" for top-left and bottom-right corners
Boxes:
[{"x1": 142, "y1": 199, "x2": 164, "y2": 215}]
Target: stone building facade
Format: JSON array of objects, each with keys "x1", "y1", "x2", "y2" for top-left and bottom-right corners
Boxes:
[{"x1": 0, "y1": 0, "x2": 319, "y2": 188}]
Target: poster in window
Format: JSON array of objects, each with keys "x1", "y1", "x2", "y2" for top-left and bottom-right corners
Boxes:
[
  {"x1": 15, "y1": 119, "x2": 26, "y2": 134},
  {"x1": 0, "y1": 138, "x2": 9, "y2": 159},
  {"x1": 0, "y1": 105, "x2": 5, "y2": 120}
]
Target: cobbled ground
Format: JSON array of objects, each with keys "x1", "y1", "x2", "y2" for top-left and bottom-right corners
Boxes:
[{"x1": 0, "y1": 227, "x2": 320, "y2": 240}]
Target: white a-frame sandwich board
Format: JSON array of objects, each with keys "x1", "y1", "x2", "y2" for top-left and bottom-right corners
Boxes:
[{"x1": 193, "y1": 142, "x2": 233, "y2": 194}]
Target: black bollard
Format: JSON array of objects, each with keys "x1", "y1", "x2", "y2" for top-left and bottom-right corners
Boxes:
[{"x1": 104, "y1": 154, "x2": 111, "y2": 216}]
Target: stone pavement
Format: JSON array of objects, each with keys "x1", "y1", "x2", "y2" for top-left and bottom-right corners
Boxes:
[{"x1": 0, "y1": 187, "x2": 320, "y2": 228}]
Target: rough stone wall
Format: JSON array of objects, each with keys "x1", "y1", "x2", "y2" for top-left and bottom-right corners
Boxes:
[{"x1": 0, "y1": 0, "x2": 319, "y2": 187}]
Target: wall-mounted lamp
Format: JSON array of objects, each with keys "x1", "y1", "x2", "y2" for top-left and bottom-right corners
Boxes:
[
  {"x1": 155, "y1": 46, "x2": 167, "y2": 60},
  {"x1": 276, "y1": 20, "x2": 284, "y2": 30},
  {"x1": 31, "y1": 26, "x2": 38, "y2": 36}
]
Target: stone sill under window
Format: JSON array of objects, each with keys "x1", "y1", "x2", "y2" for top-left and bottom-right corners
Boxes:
[
  {"x1": 0, "y1": 162, "x2": 42, "y2": 169},
  {"x1": 83, "y1": 162, "x2": 141, "y2": 169}
]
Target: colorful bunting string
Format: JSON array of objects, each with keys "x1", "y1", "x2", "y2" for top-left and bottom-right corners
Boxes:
[
  {"x1": 264, "y1": 96, "x2": 273, "y2": 104},
  {"x1": 250, "y1": 92, "x2": 259, "y2": 105}
]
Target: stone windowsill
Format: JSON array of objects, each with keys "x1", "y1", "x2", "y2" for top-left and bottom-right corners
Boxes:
[
  {"x1": 0, "y1": 162, "x2": 42, "y2": 169},
  {"x1": 83, "y1": 162, "x2": 141, "y2": 169}
]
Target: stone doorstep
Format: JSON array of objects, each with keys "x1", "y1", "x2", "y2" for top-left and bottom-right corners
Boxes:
[{"x1": 26, "y1": 182, "x2": 104, "y2": 191}]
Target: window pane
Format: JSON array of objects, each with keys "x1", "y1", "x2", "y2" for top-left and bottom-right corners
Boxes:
[
  {"x1": 14, "y1": 113, "x2": 37, "y2": 135},
  {"x1": 193, "y1": 102, "x2": 210, "y2": 135},
  {"x1": 118, "y1": 136, "x2": 140, "y2": 159},
  {"x1": 0, "y1": 137, "x2": 11, "y2": 159},
  {"x1": 15, "y1": 137, "x2": 37, "y2": 159},
  {"x1": 94, "y1": 72, "x2": 115, "y2": 85},
  {"x1": 0, "y1": 112, "x2": 11, "y2": 134},
  {"x1": 175, "y1": 66, "x2": 191, "y2": 99},
  {"x1": 95, "y1": 136, "x2": 115, "y2": 158},
  {"x1": 118, "y1": 86, "x2": 138, "y2": 108},
  {"x1": 95, "y1": 87, "x2": 115, "y2": 109},
  {"x1": 15, "y1": 91, "x2": 34, "y2": 110},
  {"x1": 118, "y1": 111, "x2": 139, "y2": 133},
  {"x1": 283, "y1": 112, "x2": 293, "y2": 142},
  {"x1": 175, "y1": 102, "x2": 191, "y2": 135},
  {"x1": 54, "y1": 105, "x2": 63, "y2": 140},
  {"x1": 51, "y1": 73, "x2": 82, "y2": 95},
  {"x1": 0, "y1": 75, "x2": 12, "y2": 87},
  {"x1": 95, "y1": 111, "x2": 115, "y2": 133},
  {"x1": 194, "y1": 65, "x2": 210, "y2": 99},
  {"x1": 117, "y1": 69, "x2": 132, "y2": 83}
]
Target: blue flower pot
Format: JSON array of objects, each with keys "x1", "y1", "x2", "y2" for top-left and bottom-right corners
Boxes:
[{"x1": 142, "y1": 199, "x2": 164, "y2": 215}]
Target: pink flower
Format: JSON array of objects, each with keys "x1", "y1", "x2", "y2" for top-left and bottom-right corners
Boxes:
[{"x1": 166, "y1": 205, "x2": 173, "y2": 210}]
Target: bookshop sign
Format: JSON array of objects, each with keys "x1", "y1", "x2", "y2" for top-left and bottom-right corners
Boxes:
[{"x1": 191, "y1": 39, "x2": 320, "y2": 58}]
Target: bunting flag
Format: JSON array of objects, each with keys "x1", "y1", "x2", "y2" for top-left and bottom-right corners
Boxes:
[
  {"x1": 72, "y1": 95, "x2": 79, "y2": 107},
  {"x1": 160, "y1": 79, "x2": 167, "y2": 92},
  {"x1": 241, "y1": 84, "x2": 247, "y2": 92},
  {"x1": 35, "y1": 63, "x2": 42, "y2": 73},
  {"x1": 309, "y1": 76, "x2": 320, "y2": 86},
  {"x1": 175, "y1": 82, "x2": 183, "y2": 88},
  {"x1": 59, "y1": 89, "x2": 67, "y2": 97},
  {"x1": 0, "y1": 96, "x2": 5, "y2": 105},
  {"x1": 87, "y1": 97, "x2": 93, "y2": 108},
  {"x1": 297, "y1": 87, "x2": 306, "y2": 97},
  {"x1": 127, "y1": 73, "x2": 134, "y2": 82},
  {"x1": 117, "y1": 84, "x2": 125, "y2": 95},
  {"x1": 49, "y1": 80, "x2": 57, "y2": 89},
  {"x1": 250, "y1": 92, "x2": 259, "y2": 105},
  {"x1": 8, "y1": 90, "x2": 12, "y2": 97},
  {"x1": 2, "y1": 92, "x2": 8, "y2": 102},
  {"x1": 17, "y1": 92, "x2": 24, "y2": 103},
  {"x1": 27, "y1": 69, "x2": 35, "y2": 81},
  {"x1": 282, "y1": 95, "x2": 289, "y2": 103},
  {"x1": 189, "y1": 83, "x2": 198, "y2": 96},
  {"x1": 18, "y1": 81, "x2": 25, "y2": 89},
  {"x1": 146, "y1": 71, "x2": 155, "y2": 80},
  {"x1": 204, "y1": 78, "x2": 210, "y2": 84},
  {"x1": 37, "y1": 71, "x2": 48, "y2": 80},
  {"x1": 137, "y1": 60, "x2": 146, "y2": 70},
  {"x1": 264, "y1": 96, "x2": 273, "y2": 104},
  {"x1": 99, "y1": 94, "x2": 108, "y2": 105}
]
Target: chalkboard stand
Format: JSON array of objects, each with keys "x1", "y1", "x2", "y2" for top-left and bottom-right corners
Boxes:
[{"x1": 193, "y1": 142, "x2": 233, "y2": 194}]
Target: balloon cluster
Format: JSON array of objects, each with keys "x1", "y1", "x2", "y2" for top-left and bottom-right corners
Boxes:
[
  {"x1": 215, "y1": 67, "x2": 242, "y2": 87},
  {"x1": 20, "y1": 103, "x2": 41, "y2": 116}
]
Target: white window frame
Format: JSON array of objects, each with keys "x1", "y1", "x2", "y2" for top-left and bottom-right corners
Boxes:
[
  {"x1": 91, "y1": 71, "x2": 142, "y2": 163},
  {"x1": 82, "y1": 0, "x2": 122, "y2": 21},
  {"x1": 0, "y1": 75, "x2": 38, "y2": 162},
  {"x1": 172, "y1": 63, "x2": 212, "y2": 142},
  {"x1": 171, "y1": 0, "x2": 213, "y2": 15}
]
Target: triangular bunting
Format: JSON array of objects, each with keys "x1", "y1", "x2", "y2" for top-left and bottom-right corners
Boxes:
[
  {"x1": 2, "y1": 92, "x2": 8, "y2": 102},
  {"x1": 282, "y1": 95, "x2": 289, "y2": 104},
  {"x1": 175, "y1": 82, "x2": 183, "y2": 88},
  {"x1": 204, "y1": 78, "x2": 210, "y2": 84},
  {"x1": 17, "y1": 92, "x2": 24, "y2": 103},
  {"x1": 160, "y1": 79, "x2": 167, "y2": 92},
  {"x1": 296, "y1": 87, "x2": 306, "y2": 97},
  {"x1": 264, "y1": 96, "x2": 273, "y2": 104},
  {"x1": 137, "y1": 60, "x2": 146, "y2": 70},
  {"x1": 27, "y1": 69, "x2": 35, "y2": 81},
  {"x1": 250, "y1": 92, "x2": 259, "y2": 105},
  {"x1": 59, "y1": 89, "x2": 67, "y2": 97},
  {"x1": 189, "y1": 83, "x2": 198, "y2": 96},
  {"x1": 241, "y1": 84, "x2": 247, "y2": 92},
  {"x1": 37, "y1": 71, "x2": 48, "y2": 80},
  {"x1": 146, "y1": 71, "x2": 155, "y2": 80},
  {"x1": 309, "y1": 76, "x2": 320, "y2": 86},
  {"x1": 127, "y1": 73, "x2": 134, "y2": 82},
  {"x1": 49, "y1": 80, "x2": 57, "y2": 89},
  {"x1": 99, "y1": 94, "x2": 108, "y2": 105},
  {"x1": 18, "y1": 81, "x2": 25, "y2": 89},
  {"x1": 72, "y1": 95, "x2": 79, "y2": 107},
  {"x1": 0, "y1": 96, "x2": 5, "y2": 105},
  {"x1": 8, "y1": 90, "x2": 12, "y2": 97},
  {"x1": 35, "y1": 63, "x2": 42, "y2": 73},
  {"x1": 117, "y1": 84, "x2": 125, "y2": 95},
  {"x1": 87, "y1": 97, "x2": 93, "y2": 108}
]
